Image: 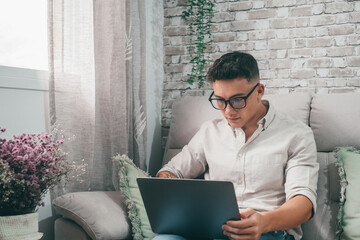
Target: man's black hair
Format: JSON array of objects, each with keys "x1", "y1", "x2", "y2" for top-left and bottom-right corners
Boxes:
[{"x1": 207, "y1": 51, "x2": 259, "y2": 83}]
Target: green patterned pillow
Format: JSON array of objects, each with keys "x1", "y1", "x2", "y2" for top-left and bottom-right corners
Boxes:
[
  {"x1": 112, "y1": 154, "x2": 156, "y2": 240},
  {"x1": 335, "y1": 147, "x2": 360, "y2": 240}
]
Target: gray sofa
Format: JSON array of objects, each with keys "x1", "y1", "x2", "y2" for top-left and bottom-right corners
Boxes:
[{"x1": 53, "y1": 92, "x2": 360, "y2": 240}]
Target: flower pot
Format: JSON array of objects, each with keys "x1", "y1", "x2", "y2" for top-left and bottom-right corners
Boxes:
[{"x1": 0, "y1": 212, "x2": 43, "y2": 240}]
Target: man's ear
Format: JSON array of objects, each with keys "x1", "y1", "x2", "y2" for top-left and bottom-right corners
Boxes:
[{"x1": 257, "y1": 83, "x2": 265, "y2": 100}]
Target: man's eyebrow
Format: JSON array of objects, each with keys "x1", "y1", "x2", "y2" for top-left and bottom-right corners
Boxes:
[{"x1": 214, "y1": 92, "x2": 246, "y2": 99}]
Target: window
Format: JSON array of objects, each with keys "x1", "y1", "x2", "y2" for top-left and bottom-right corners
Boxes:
[
  {"x1": 0, "y1": 0, "x2": 48, "y2": 70},
  {"x1": 0, "y1": 0, "x2": 49, "y2": 139}
]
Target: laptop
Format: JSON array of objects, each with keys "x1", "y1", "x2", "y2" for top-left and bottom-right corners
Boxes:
[{"x1": 136, "y1": 177, "x2": 240, "y2": 239}]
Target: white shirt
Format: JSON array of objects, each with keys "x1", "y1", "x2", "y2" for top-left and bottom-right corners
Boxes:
[{"x1": 159, "y1": 101, "x2": 319, "y2": 240}]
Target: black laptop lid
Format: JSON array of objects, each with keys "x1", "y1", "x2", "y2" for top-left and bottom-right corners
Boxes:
[{"x1": 137, "y1": 178, "x2": 240, "y2": 239}]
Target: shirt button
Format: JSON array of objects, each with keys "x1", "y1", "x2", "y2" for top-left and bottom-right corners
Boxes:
[{"x1": 238, "y1": 179, "x2": 243, "y2": 184}]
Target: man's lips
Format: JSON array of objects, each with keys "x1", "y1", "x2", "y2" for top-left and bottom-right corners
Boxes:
[{"x1": 227, "y1": 117, "x2": 241, "y2": 121}]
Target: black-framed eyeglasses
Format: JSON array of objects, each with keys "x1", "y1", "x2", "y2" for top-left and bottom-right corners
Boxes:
[{"x1": 208, "y1": 83, "x2": 260, "y2": 110}]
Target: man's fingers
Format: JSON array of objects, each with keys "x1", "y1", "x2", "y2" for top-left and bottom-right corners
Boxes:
[
  {"x1": 224, "y1": 208, "x2": 257, "y2": 229},
  {"x1": 222, "y1": 209, "x2": 262, "y2": 240},
  {"x1": 223, "y1": 222, "x2": 253, "y2": 234},
  {"x1": 156, "y1": 171, "x2": 177, "y2": 178},
  {"x1": 225, "y1": 219, "x2": 252, "y2": 229}
]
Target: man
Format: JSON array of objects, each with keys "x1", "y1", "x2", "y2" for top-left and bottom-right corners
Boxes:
[{"x1": 154, "y1": 51, "x2": 319, "y2": 240}]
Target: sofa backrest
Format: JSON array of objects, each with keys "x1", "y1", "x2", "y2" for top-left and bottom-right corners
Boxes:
[
  {"x1": 164, "y1": 92, "x2": 360, "y2": 163},
  {"x1": 310, "y1": 93, "x2": 360, "y2": 152},
  {"x1": 163, "y1": 95, "x2": 222, "y2": 165}
]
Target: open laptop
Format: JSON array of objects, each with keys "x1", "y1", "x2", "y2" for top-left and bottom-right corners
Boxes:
[{"x1": 137, "y1": 177, "x2": 240, "y2": 239}]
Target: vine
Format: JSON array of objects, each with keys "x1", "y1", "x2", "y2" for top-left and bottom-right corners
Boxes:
[{"x1": 182, "y1": 0, "x2": 215, "y2": 88}]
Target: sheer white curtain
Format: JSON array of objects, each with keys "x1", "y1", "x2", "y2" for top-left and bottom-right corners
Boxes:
[{"x1": 48, "y1": 0, "x2": 148, "y2": 197}]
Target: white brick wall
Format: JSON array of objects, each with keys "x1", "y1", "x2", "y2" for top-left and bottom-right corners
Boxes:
[{"x1": 162, "y1": 0, "x2": 360, "y2": 146}]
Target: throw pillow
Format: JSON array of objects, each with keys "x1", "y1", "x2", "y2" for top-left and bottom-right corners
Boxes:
[
  {"x1": 335, "y1": 147, "x2": 360, "y2": 240},
  {"x1": 112, "y1": 154, "x2": 156, "y2": 240},
  {"x1": 53, "y1": 191, "x2": 130, "y2": 239}
]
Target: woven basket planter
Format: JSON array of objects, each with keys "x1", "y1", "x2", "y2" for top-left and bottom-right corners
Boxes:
[{"x1": 0, "y1": 212, "x2": 43, "y2": 240}]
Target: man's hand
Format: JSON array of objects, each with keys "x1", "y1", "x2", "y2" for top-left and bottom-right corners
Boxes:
[
  {"x1": 156, "y1": 171, "x2": 178, "y2": 179},
  {"x1": 222, "y1": 208, "x2": 265, "y2": 240},
  {"x1": 222, "y1": 195, "x2": 313, "y2": 240}
]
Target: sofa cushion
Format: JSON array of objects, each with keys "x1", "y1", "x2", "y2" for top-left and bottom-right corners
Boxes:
[
  {"x1": 263, "y1": 92, "x2": 312, "y2": 125},
  {"x1": 165, "y1": 95, "x2": 222, "y2": 151},
  {"x1": 335, "y1": 147, "x2": 360, "y2": 240},
  {"x1": 301, "y1": 152, "x2": 339, "y2": 240},
  {"x1": 53, "y1": 191, "x2": 130, "y2": 240},
  {"x1": 310, "y1": 93, "x2": 360, "y2": 152},
  {"x1": 112, "y1": 154, "x2": 156, "y2": 240}
]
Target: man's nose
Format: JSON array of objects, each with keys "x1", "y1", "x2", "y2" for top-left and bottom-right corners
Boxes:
[{"x1": 224, "y1": 102, "x2": 236, "y2": 113}]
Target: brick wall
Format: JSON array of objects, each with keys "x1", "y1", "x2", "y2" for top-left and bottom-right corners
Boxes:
[{"x1": 162, "y1": 0, "x2": 360, "y2": 147}]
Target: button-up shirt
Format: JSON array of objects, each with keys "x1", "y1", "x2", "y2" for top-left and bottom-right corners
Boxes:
[{"x1": 159, "y1": 101, "x2": 319, "y2": 240}]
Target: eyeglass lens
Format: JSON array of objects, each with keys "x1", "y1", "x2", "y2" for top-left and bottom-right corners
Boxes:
[{"x1": 212, "y1": 98, "x2": 246, "y2": 109}]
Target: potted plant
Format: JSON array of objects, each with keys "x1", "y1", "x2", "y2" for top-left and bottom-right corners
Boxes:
[{"x1": 0, "y1": 126, "x2": 84, "y2": 239}]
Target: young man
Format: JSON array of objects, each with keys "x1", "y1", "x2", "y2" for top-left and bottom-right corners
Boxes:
[{"x1": 154, "y1": 51, "x2": 319, "y2": 240}]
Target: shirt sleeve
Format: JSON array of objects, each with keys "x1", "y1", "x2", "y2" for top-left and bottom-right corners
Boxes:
[
  {"x1": 284, "y1": 124, "x2": 319, "y2": 215},
  {"x1": 158, "y1": 123, "x2": 209, "y2": 179}
]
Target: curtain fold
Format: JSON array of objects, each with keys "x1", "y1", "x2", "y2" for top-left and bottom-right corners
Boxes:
[
  {"x1": 91, "y1": 0, "x2": 128, "y2": 191},
  {"x1": 48, "y1": 0, "x2": 148, "y2": 197},
  {"x1": 126, "y1": 0, "x2": 147, "y2": 170}
]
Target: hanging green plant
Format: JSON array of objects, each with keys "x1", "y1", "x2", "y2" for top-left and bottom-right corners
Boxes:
[{"x1": 182, "y1": 0, "x2": 215, "y2": 88}]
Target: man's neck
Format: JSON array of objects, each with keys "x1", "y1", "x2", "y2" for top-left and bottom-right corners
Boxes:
[{"x1": 242, "y1": 103, "x2": 268, "y2": 142}]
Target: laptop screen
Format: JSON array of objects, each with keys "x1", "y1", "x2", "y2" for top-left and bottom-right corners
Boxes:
[{"x1": 137, "y1": 177, "x2": 240, "y2": 239}]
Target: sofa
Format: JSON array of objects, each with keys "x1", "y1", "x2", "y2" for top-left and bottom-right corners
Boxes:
[{"x1": 53, "y1": 91, "x2": 360, "y2": 240}]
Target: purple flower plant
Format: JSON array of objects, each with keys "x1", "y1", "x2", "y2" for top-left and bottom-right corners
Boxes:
[{"x1": 0, "y1": 126, "x2": 74, "y2": 216}]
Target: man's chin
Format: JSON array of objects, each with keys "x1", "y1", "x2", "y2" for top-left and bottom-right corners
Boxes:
[{"x1": 227, "y1": 120, "x2": 243, "y2": 129}]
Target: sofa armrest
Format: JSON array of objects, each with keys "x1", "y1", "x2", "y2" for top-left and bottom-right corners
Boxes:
[
  {"x1": 55, "y1": 217, "x2": 91, "y2": 240},
  {"x1": 53, "y1": 191, "x2": 130, "y2": 240}
]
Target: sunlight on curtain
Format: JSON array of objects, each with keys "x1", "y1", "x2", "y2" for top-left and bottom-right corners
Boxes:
[
  {"x1": 49, "y1": 0, "x2": 95, "y2": 196},
  {"x1": 48, "y1": 0, "x2": 148, "y2": 197}
]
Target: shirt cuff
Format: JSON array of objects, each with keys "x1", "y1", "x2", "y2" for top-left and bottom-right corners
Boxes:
[
  {"x1": 157, "y1": 165, "x2": 184, "y2": 178},
  {"x1": 287, "y1": 188, "x2": 317, "y2": 216}
]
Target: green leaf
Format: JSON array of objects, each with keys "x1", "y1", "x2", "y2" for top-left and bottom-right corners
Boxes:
[{"x1": 182, "y1": 0, "x2": 214, "y2": 89}]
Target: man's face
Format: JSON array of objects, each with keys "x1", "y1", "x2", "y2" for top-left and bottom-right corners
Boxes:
[{"x1": 212, "y1": 78, "x2": 264, "y2": 129}]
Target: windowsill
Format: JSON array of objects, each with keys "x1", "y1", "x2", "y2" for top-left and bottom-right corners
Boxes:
[{"x1": 0, "y1": 65, "x2": 49, "y2": 91}]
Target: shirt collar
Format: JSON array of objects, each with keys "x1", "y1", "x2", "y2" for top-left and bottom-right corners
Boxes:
[{"x1": 259, "y1": 99, "x2": 275, "y2": 130}]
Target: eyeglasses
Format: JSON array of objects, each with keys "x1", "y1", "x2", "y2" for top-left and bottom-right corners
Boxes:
[{"x1": 208, "y1": 83, "x2": 260, "y2": 110}]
